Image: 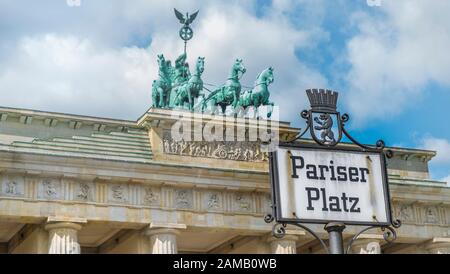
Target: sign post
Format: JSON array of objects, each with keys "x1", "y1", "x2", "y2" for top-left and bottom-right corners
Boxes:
[
  {"x1": 325, "y1": 223, "x2": 345, "y2": 254},
  {"x1": 266, "y1": 89, "x2": 401, "y2": 254}
]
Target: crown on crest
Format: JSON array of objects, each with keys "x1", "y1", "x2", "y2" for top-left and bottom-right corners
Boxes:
[{"x1": 306, "y1": 89, "x2": 339, "y2": 112}]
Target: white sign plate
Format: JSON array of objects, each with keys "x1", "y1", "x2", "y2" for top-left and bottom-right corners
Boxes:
[{"x1": 270, "y1": 144, "x2": 392, "y2": 226}]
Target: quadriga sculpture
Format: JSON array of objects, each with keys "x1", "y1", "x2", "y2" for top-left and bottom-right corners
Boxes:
[
  {"x1": 173, "y1": 57, "x2": 205, "y2": 111},
  {"x1": 200, "y1": 59, "x2": 246, "y2": 115},
  {"x1": 151, "y1": 54, "x2": 172, "y2": 108},
  {"x1": 236, "y1": 67, "x2": 275, "y2": 119}
]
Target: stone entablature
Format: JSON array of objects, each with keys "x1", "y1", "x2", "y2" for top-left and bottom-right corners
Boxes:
[
  {"x1": 0, "y1": 173, "x2": 272, "y2": 216},
  {"x1": 0, "y1": 107, "x2": 440, "y2": 179},
  {"x1": 1, "y1": 171, "x2": 448, "y2": 229},
  {"x1": 392, "y1": 201, "x2": 449, "y2": 226}
]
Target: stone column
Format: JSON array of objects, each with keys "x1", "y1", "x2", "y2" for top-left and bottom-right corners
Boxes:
[
  {"x1": 350, "y1": 239, "x2": 382, "y2": 254},
  {"x1": 267, "y1": 235, "x2": 299, "y2": 254},
  {"x1": 146, "y1": 228, "x2": 180, "y2": 254},
  {"x1": 425, "y1": 238, "x2": 450, "y2": 254},
  {"x1": 45, "y1": 222, "x2": 82, "y2": 254}
]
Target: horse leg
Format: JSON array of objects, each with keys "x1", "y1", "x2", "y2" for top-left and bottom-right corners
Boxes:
[
  {"x1": 267, "y1": 103, "x2": 274, "y2": 118},
  {"x1": 233, "y1": 104, "x2": 242, "y2": 118},
  {"x1": 240, "y1": 106, "x2": 246, "y2": 118},
  {"x1": 210, "y1": 100, "x2": 217, "y2": 115},
  {"x1": 163, "y1": 88, "x2": 168, "y2": 108},
  {"x1": 252, "y1": 96, "x2": 259, "y2": 119},
  {"x1": 188, "y1": 88, "x2": 193, "y2": 111},
  {"x1": 152, "y1": 88, "x2": 158, "y2": 108},
  {"x1": 175, "y1": 90, "x2": 181, "y2": 108},
  {"x1": 166, "y1": 89, "x2": 172, "y2": 108},
  {"x1": 158, "y1": 88, "x2": 165, "y2": 108},
  {"x1": 157, "y1": 90, "x2": 162, "y2": 108},
  {"x1": 238, "y1": 105, "x2": 245, "y2": 118},
  {"x1": 253, "y1": 104, "x2": 259, "y2": 120},
  {"x1": 201, "y1": 99, "x2": 207, "y2": 113},
  {"x1": 161, "y1": 92, "x2": 165, "y2": 108},
  {"x1": 221, "y1": 105, "x2": 227, "y2": 116}
]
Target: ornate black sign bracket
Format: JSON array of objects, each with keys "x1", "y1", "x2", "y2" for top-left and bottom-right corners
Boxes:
[
  {"x1": 288, "y1": 89, "x2": 392, "y2": 155},
  {"x1": 265, "y1": 88, "x2": 401, "y2": 254}
]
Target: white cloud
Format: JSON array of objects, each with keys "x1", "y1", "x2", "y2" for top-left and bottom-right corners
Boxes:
[
  {"x1": 343, "y1": 0, "x2": 450, "y2": 124},
  {"x1": 419, "y1": 136, "x2": 450, "y2": 185},
  {"x1": 421, "y1": 137, "x2": 450, "y2": 164},
  {"x1": 0, "y1": 34, "x2": 153, "y2": 119},
  {"x1": 441, "y1": 175, "x2": 450, "y2": 186},
  {"x1": 0, "y1": 1, "x2": 328, "y2": 121}
]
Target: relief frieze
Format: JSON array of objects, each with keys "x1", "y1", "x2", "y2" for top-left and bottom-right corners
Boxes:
[
  {"x1": 174, "y1": 189, "x2": 193, "y2": 209},
  {"x1": 205, "y1": 192, "x2": 222, "y2": 211},
  {"x1": 109, "y1": 184, "x2": 128, "y2": 203},
  {"x1": 143, "y1": 187, "x2": 160, "y2": 206},
  {"x1": 0, "y1": 173, "x2": 447, "y2": 226},
  {"x1": 38, "y1": 179, "x2": 61, "y2": 200},
  {"x1": 394, "y1": 203, "x2": 415, "y2": 223},
  {"x1": 424, "y1": 206, "x2": 440, "y2": 224},
  {"x1": 162, "y1": 131, "x2": 268, "y2": 162},
  {"x1": 1, "y1": 175, "x2": 24, "y2": 197},
  {"x1": 234, "y1": 193, "x2": 252, "y2": 212},
  {"x1": 75, "y1": 182, "x2": 94, "y2": 202}
]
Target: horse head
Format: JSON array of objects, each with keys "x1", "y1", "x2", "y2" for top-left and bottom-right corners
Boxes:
[
  {"x1": 232, "y1": 58, "x2": 246, "y2": 76},
  {"x1": 259, "y1": 67, "x2": 274, "y2": 86},
  {"x1": 196, "y1": 57, "x2": 205, "y2": 75},
  {"x1": 157, "y1": 54, "x2": 166, "y2": 68}
]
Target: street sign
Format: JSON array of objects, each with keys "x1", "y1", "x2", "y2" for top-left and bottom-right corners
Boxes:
[
  {"x1": 265, "y1": 89, "x2": 400, "y2": 253},
  {"x1": 270, "y1": 142, "x2": 392, "y2": 226}
]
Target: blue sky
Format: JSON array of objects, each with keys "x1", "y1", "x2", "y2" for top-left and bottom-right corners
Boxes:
[{"x1": 0, "y1": 0, "x2": 449, "y2": 183}]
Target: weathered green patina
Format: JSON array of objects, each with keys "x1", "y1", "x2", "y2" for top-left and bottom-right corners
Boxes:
[
  {"x1": 168, "y1": 53, "x2": 191, "y2": 107},
  {"x1": 199, "y1": 59, "x2": 246, "y2": 115},
  {"x1": 173, "y1": 57, "x2": 205, "y2": 111},
  {"x1": 236, "y1": 67, "x2": 275, "y2": 118},
  {"x1": 152, "y1": 54, "x2": 172, "y2": 108},
  {"x1": 150, "y1": 8, "x2": 276, "y2": 118}
]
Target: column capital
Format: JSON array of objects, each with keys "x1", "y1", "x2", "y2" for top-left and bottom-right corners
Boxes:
[
  {"x1": 266, "y1": 233, "x2": 299, "y2": 254},
  {"x1": 45, "y1": 220, "x2": 83, "y2": 254},
  {"x1": 47, "y1": 216, "x2": 88, "y2": 224},
  {"x1": 145, "y1": 228, "x2": 181, "y2": 237},
  {"x1": 144, "y1": 222, "x2": 186, "y2": 237},
  {"x1": 148, "y1": 222, "x2": 187, "y2": 230},
  {"x1": 145, "y1": 226, "x2": 182, "y2": 254},
  {"x1": 45, "y1": 222, "x2": 83, "y2": 232}
]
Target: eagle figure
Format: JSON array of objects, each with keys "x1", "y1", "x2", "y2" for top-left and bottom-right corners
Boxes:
[{"x1": 174, "y1": 8, "x2": 199, "y2": 26}]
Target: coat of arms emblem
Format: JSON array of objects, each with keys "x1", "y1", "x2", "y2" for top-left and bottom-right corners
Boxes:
[{"x1": 306, "y1": 89, "x2": 342, "y2": 146}]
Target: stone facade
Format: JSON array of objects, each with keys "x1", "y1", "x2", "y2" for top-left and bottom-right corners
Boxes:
[{"x1": 0, "y1": 107, "x2": 448, "y2": 254}]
